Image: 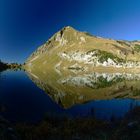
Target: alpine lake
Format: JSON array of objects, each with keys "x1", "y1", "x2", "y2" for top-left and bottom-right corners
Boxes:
[{"x1": 1, "y1": 68, "x2": 140, "y2": 123}]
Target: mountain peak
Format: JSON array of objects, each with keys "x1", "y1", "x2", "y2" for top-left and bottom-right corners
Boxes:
[
  {"x1": 62, "y1": 26, "x2": 76, "y2": 30},
  {"x1": 59, "y1": 26, "x2": 77, "y2": 34},
  {"x1": 26, "y1": 26, "x2": 140, "y2": 73},
  {"x1": 50, "y1": 26, "x2": 79, "y2": 46}
]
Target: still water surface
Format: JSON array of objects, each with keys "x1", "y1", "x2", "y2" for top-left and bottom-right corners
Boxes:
[{"x1": 0, "y1": 70, "x2": 140, "y2": 122}]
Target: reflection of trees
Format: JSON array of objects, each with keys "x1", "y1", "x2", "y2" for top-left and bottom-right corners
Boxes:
[
  {"x1": 0, "y1": 59, "x2": 22, "y2": 72},
  {"x1": 0, "y1": 60, "x2": 7, "y2": 82},
  {"x1": 0, "y1": 60, "x2": 9, "y2": 72}
]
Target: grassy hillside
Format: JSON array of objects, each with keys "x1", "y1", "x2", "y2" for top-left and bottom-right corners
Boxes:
[{"x1": 25, "y1": 26, "x2": 140, "y2": 74}]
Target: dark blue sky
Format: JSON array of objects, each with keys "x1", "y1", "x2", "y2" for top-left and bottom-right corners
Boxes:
[{"x1": 1, "y1": 0, "x2": 140, "y2": 63}]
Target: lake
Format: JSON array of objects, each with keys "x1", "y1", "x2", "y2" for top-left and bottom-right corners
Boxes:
[{"x1": 0, "y1": 70, "x2": 140, "y2": 123}]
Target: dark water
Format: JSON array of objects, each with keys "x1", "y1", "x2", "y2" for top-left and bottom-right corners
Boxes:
[{"x1": 0, "y1": 70, "x2": 140, "y2": 123}]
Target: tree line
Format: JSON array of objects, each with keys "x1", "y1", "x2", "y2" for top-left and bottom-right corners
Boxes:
[{"x1": 0, "y1": 60, "x2": 22, "y2": 72}]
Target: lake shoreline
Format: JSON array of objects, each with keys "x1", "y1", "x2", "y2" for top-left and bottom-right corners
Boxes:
[{"x1": 1, "y1": 105, "x2": 140, "y2": 140}]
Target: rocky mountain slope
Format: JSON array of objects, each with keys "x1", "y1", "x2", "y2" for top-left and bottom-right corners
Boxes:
[
  {"x1": 25, "y1": 26, "x2": 140, "y2": 108},
  {"x1": 25, "y1": 26, "x2": 140, "y2": 73}
]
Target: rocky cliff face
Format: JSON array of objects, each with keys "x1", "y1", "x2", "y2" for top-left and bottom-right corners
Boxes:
[{"x1": 25, "y1": 26, "x2": 140, "y2": 73}]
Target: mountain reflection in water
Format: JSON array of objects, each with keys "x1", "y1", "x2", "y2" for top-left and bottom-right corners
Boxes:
[
  {"x1": 27, "y1": 70, "x2": 140, "y2": 109},
  {"x1": 1, "y1": 70, "x2": 140, "y2": 122}
]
